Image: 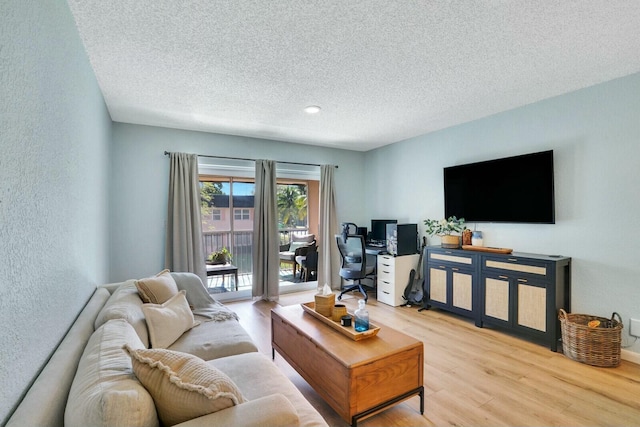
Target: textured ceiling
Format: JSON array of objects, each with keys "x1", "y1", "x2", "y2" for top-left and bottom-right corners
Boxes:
[{"x1": 67, "y1": 1, "x2": 640, "y2": 151}]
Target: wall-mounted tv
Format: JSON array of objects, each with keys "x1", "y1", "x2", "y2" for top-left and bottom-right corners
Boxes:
[{"x1": 444, "y1": 150, "x2": 555, "y2": 224}]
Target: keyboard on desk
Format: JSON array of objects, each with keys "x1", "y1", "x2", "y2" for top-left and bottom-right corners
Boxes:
[
  {"x1": 365, "y1": 243, "x2": 387, "y2": 254},
  {"x1": 366, "y1": 241, "x2": 385, "y2": 248}
]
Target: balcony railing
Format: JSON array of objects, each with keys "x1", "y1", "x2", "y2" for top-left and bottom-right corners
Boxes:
[
  {"x1": 204, "y1": 231, "x2": 253, "y2": 275},
  {"x1": 203, "y1": 227, "x2": 310, "y2": 277}
]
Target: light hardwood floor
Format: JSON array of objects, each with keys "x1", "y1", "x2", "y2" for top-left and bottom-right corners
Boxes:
[{"x1": 226, "y1": 290, "x2": 640, "y2": 426}]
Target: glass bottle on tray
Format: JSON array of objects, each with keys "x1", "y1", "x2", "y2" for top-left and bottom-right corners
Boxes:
[{"x1": 354, "y1": 299, "x2": 369, "y2": 332}]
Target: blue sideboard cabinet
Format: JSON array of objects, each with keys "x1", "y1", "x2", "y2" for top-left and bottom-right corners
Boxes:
[{"x1": 423, "y1": 246, "x2": 571, "y2": 351}]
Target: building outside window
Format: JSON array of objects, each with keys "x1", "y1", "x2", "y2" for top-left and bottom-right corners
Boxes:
[{"x1": 234, "y1": 208, "x2": 250, "y2": 220}]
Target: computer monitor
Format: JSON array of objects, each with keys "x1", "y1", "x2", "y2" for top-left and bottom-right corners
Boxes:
[
  {"x1": 370, "y1": 219, "x2": 397, "y2": 242},
  {"x1": 356, "y1": 227, "x2": 367, "y2": 239}
]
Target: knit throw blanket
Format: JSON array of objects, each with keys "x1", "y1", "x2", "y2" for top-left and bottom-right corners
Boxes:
[{"x1": 172, "y1": 272, "x2": 239, "y2": 322}]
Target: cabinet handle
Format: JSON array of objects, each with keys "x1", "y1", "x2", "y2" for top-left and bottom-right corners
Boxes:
[
  {"x1": 499, "y1": 275, "x2": 509, "y2": 279},
  {"x1": 508, "y1": 258, "x2": 518, "y2": 262},
  {"x1": 439, "y1": 265, "x2": 446, "y2": 269},
  {"x1": 452, "y1": 267, "x2": 459, "y2": 271},
  {"x1": 518, "y1": 278, "x2": 528, "y2": 283},
  {"x1": 382, "y1": 291, "x2": 389, "y2": 294}
]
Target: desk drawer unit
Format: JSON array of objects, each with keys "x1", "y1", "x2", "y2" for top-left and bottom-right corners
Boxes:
[{"x1": 377, "y1": 254, "x2": 419, "y2": 306}]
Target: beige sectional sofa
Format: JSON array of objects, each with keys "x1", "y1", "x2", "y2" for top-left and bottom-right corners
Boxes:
[{"x1": 6, "y1": 272, "x2": 328, "y2": 427}]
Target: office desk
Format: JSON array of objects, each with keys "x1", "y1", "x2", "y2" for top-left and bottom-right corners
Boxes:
[
  {"x1": 364, "y1": 245, "x2": 386, "y2": 270},
  {"x1": 365, "y1": 245, "x2": 386, "y2": 255}
]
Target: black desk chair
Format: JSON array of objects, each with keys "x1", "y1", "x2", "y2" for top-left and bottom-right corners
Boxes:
[
  {"x1": 299, "y1": 249, "x2": 318, "y2": 282},
  {"x1": 336, "y1": 234, "x2": 376, "y2": 301},
  {"x1": 279, "y1": 234, "x2": 316, "y2": 280}
]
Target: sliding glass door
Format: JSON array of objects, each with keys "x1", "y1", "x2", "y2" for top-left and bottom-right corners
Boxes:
[
  {"x1": 200, "y1": 173, "x2": 319, "y2": 300},
  {"x1": 200, "y1": 178, "x2": 254, "y2": 299},
  {"x1": 277, "y1": 182, "x2": 312, "y2": 284}
]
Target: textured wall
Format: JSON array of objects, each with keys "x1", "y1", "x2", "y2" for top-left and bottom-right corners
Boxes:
[
  {"x1": 364, "y1": 72, "x2": 640, "y2": 354},
  {"x1": 0, "y1": 0, "x2": 111, "y2": 423}
]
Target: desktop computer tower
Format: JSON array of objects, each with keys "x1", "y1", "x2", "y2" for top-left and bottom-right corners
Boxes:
[{"x1": 386, "y1": 223, "x2": 418, "y2": 256}]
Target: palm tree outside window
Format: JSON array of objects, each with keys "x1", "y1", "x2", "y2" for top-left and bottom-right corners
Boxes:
[{"x1": 277, "y1": 183, "x2": 309, "y2": 243}]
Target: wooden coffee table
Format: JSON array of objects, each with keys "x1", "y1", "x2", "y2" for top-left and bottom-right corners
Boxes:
[{"x1": 271, "y1": 304, "x2": 424, "y2": 426}]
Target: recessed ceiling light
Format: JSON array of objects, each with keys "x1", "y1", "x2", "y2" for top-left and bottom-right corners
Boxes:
[{"x1": 304, "y1": 105, "x2": 321, "y2": 114}]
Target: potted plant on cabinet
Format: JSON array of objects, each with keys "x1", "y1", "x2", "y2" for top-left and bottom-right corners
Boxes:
[{"x1": 424, "y1": 216, "x2": 465, "y2": 249}]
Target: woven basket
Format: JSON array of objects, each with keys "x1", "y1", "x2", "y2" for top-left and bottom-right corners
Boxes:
[
  {"x1": 559, "y1": 309, "x2": 622, "y2": 367},
  {"x1": 331, "y1": 304, "x2": 348, "y2": 322}
]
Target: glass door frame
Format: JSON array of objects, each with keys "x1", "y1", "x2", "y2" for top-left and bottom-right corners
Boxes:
[{"x1": 199, "y1": 175, "x2": 318, "y2": 302}]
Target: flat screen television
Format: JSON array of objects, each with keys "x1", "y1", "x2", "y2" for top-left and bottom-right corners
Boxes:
[
  {"x1": 444, "y1": 150, "x2": 555, "y2": 224},
  {"x1": 370, "y1": 219, "x2": 397, "y2": 242}
]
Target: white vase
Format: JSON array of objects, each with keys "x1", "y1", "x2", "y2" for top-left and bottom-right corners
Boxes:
[{"x1": 471, "y1": 231, "x2": 484, "y2": 246}]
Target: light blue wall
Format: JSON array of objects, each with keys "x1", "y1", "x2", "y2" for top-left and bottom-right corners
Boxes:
[
  {"x1": 110, "y1": 123, "x2": 366, "y2": 281},
  {"x1": 0, "y1": 0, "x2": 111, "y2": 422},
  {"x1": 365, "y1": 72, "x2": 640, "y2": 352}
]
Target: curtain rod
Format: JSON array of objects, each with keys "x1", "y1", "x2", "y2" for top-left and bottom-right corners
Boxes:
[{"x1": 164, "y1": 151, "x2": 337, "y2": 169}]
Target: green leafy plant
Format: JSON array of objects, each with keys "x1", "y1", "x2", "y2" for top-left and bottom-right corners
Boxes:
[
  {"x1": 207, "y1": 247, "x2": 233, "y2": 264},
  {"x1": 424, "y1": 216, "x2": 465, "y2": 236}
]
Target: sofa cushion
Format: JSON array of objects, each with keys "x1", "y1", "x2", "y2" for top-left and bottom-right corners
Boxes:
[
  {"x1": 210, "y1": 352, "x2": 328, "y2": 427},
  {"x1": 124, "y1": 346, "x2": 246, "y2": 427},
  {"x1": 168, "y1": 317, "x2": 258, "y2": 361},
  {"x1": 136, "y1": 269, "x2": 179, "y2": 304},
  {"x1": 95, "y1": 280, "x2": 149, "y2": 347},
  {"x1": 142, "y1": 290, "x2": 200, "y2": 349},
  {"x1": 174, "y1": 394, "x2": 300, "y2": 427},
  {"x1": 65, "y1": 319, "x2": 158, "y2": 427},
  {"x1": 289, "y1": 241, "x2": 309, "y2": 252}
]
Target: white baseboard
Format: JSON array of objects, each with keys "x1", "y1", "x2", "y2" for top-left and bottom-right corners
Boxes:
[{"x1": 621, "y1": 348, "x2": 640, "y2": 366}]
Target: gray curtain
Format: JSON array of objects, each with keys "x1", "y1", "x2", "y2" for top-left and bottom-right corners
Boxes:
[
  {"x1": 252, "y1": 159, "x2": 280, "y2": 300},
  {"x1": 318, "y1": 165, "x2": 340, "y2": 289},
  {"x1": 165, "y1": 152, "x2": 206, "y2": 284}
]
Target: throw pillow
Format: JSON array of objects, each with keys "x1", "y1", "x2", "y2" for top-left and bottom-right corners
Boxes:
[
  {"x1": 65, "y1": 319, "x2": 158, "y2": 427},
  {"x1": 135, "y1": 269, "x2": 179, "y2": 304},
  {"x1": 288, "y1": 241, "x2": 308, "y2": 252},
  {"x1": 95, "y1": 280, "x2": 150, "y2": 347},
  {"x1": 142, "y1": 290, "x2": 200, "y2": 349},
  {"x1": 123, "y1": 346, "x2": 246, "y2": 426},
  {"x1": 292, "y1": 234, "x2": 315, "y2": 244}
]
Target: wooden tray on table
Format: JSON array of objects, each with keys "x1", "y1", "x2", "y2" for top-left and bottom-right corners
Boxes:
[{"x1": 301, "y1": 302, "x2": 380, "y2": 341}]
